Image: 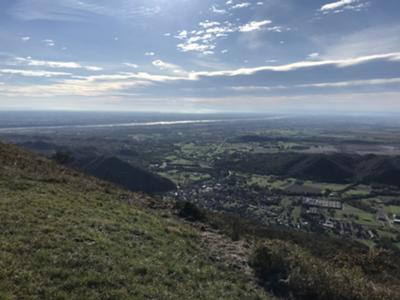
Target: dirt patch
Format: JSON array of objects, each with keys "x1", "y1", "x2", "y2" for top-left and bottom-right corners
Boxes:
[{"x1": 192, "y1": 223, "x2": 254, "y2": 276}]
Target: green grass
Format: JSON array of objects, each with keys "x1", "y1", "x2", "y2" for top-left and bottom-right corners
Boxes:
[
  {"x1": 241, "y1": 173, "x2": 290, "y2": 190},
  {"x1": 304, "y1": 181, "x2": 348, "y2": 192},
  {"x1": 384, "y1": 206, "x2": 400, "y2": 216},
  {"x1": 0, "y1": 143, "x2": 269, "y2": 300},
  {"x1": 343, "y1": 186, "x2": 371, "y2": 198},
  {"x1": 291, "y1": 206, "x2": 302, "y2": 222},
  {"x1": 335, "y1": 204, "x2": 377, "y2": 226}
]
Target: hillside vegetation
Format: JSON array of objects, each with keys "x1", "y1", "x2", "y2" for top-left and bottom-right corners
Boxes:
[
  {"x1": 199, "y1": 212, "x2": 400, "y2": 300},
  {"x1": 0, "y1": 143, "x2": 267, "y2": 300}
]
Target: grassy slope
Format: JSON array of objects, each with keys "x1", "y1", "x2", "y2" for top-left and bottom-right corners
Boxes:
[{"x1": 0, "y1": 143, "x2": 268, "y2": 300}]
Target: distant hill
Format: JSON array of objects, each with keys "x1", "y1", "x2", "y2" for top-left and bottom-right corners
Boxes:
[
  {"x1": 0, "y1": 142, "x2": 267, "y2": 299},
  {"x1": 217, "y1": 152, "x2": 400, "y2": 186},
  {"x1": 71, "y1": 156, "x2": 176, "y2": 193},
  {"x1": 289, "y1": 154, "x2": 354, "y2": 183},
  {"x1": 356, "y1": 155, "x2": 400, "y2": 186},
  {"x1": 19, "y1": 140, "x2": 176, "y2": 194}
]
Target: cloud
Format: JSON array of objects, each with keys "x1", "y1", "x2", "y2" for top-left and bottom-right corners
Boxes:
[
  {"x1": 320, "y1": 0, "x2": 358, "y2": 11},
  {"x1": 145, "y1": 52, "x2": 155, "y2": 56},
  {"x1": 239, "y1": 20, "x2": 272, "y2": 32},
  {"x1": 16, "y1": 57, "x2": 81, "y2": 69},
  {"x1": 0, "y1": 69, "x2": 71, "y2": 77},
  {"x1": 319, "y1": 0, "x2": 369, "y2": 14},
  {"x1": 308, "y1": 52, "x2": 320, "y2": 59},
  {"x1": 298, "y1": 77, "x2": 400, "y2": 88},
  {"x1": 0, "y1": 68, "x2": 193, "y2": 98},
  {"x1": 177, "y1": 42, "x2": 215, "y2": 54},
  {"x1": 210, "y1": 5, "x2": 227, "y2": 14},
  {"x1": 231, "y1": 3, "x2": 251, "y2": 9},
  {"x1": 21, "y1": 36, "x2": 30, "y2": 42},
  {"x1": 191, "y1": 52, "x2": 400, "y2": 77},
  {"x1": 85, "y1": 66, "x2": 103, "y2": 71},
  {"x1": 14, "y1": 57, "x2": 103, "y2": 71},
  {"x1": 1, "y1": 52, "x2": 399, "y2": 104},
  {"x1": 124, "y1": 63, "x2": 139, "y2": 68},
  {"x1": 199, "y1": 21, "x2": 221, "y2": 29},
  {"x1": 42, "y1": 39, "x2": 55, "y2": 47},
  {"x1": 0, "y1": 79, "x2": 150, "y2": 97},
  {"x1": 175, "y1": 30, "x2": 188, "y2": 40},
  {"x1": 8, "y1": 0, "x2": 163, "y2": 22},
  {"x1": 228, "y1": 77, "x2": 400, "y2": 92},
  {"x1": 174, "y1": 19, "x2": 275, "y2": 54},
  {"x1": 3, "y1": 52, "x2": 399, "y2": 83},
  {"x1": 152, "y1": 59, "x2": 186, "y2": 74}
]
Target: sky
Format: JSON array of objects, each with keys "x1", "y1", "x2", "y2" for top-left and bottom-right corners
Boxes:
[{"x1": 0, "y1": 0, "x2": 400, "y2": 113}]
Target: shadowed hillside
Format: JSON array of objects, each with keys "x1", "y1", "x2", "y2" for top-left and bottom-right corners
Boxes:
[
  {"x1": 217, "y1": 152, "x2": 400, "y2": 186},
  {"x1": 71, "y1": 156, "x2": 176, "y2": 193}
]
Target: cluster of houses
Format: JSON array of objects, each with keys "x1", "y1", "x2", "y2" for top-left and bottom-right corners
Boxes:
[{"x1": 162, "y1": 170, "x2": 398, "y2": 243}]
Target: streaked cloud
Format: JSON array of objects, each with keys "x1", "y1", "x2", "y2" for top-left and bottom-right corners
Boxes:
[
  {"x1": 0, "y1": 69, "x2": 71, "y2": 77},
  {"x1": 231, "y1": 3, "x2": 251, "y2": 9},
  {"x1": 14, "y1": 57, "x2": 103, "y2": 71},
  {"x1": 228, "y1": 77, "x2": 400, "y2": 91},
  {"x1": 320, "y1": 0, "x2": 369, "y2": 14},
  {"x1": 192, "y1": 53, "x2": 400, "y2": 77},
  {"x1": 124, "y1": 63, "x2": 138, "y2": 68},
  {"x1": 239, "y1": 20, "x2": 272, "y2": 32},
  {"x1": 1, "y1": 52, "x2": 399, "y2": 98},
  {"x1": 321, "y1": 0, "x2": 358, "y2": 11}
]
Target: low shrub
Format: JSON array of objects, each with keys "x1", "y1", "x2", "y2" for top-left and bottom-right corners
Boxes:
[
  {"x1": 177, "y1": 201, "x2": 206, "y2": 222},
  {"x1": 250, "y1": 240, "x2": 399, "y2": 300}
]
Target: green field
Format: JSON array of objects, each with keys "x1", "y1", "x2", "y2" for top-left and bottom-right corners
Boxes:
[{"x1": 335, "y1": 204, "x2": 377, "y2": 226}]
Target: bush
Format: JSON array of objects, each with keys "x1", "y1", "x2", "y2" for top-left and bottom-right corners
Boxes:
[
  {"x1": 177, "y1": 202, "x2": 205, "y2": 222},
  {"x1": 52, "y1": 150, "x2": 73, "y2": 164},
  {"x1": 250, "y1": 240, "x2": 399, "y2": 300}
]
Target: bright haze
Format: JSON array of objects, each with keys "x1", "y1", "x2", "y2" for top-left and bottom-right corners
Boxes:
[{"x1": 0, "y1": 0, "x2": 399, "y2": 113}]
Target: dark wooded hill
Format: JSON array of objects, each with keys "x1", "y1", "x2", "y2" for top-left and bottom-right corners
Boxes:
[
  {"x1": 70, "y1": 155, "x2": 176, "y2": 193},
  {"x1": 217, "y1": 152, "x2": 400, "y2": 186}
]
